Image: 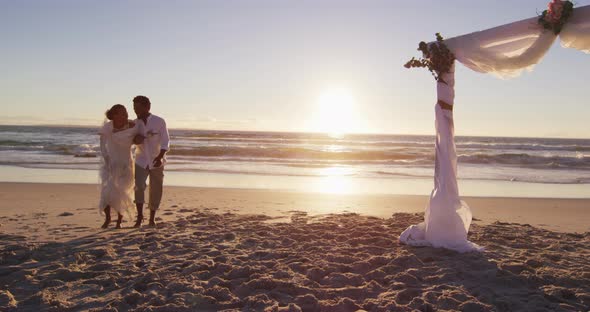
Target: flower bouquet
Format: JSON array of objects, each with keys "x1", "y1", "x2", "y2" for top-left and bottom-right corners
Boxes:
[
  {"x1": 539, "y1": 0, "x2": 574, "y2": 35},
  {"x1": 404, "y1": 33, "x2": 455, "y2": 83}
]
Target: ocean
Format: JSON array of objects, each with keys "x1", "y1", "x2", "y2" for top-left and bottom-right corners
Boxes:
[{"x1": 1, "y1": 125, "x2": 589, "y2": 197}]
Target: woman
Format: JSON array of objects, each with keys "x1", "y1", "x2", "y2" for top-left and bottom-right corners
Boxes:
[{"x1": 99, "y1": 104, "x2": 145, "y2": 228}]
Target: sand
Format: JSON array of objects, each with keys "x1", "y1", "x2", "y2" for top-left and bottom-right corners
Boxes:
[{"x1": 0, "y1": 182, "x2": 589, "y2": 311}]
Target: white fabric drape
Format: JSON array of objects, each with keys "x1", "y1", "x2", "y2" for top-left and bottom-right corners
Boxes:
[
  {"x1": 561, "y1": 5, "x2": 590, "y2": 53},
  {"x1": 442, "y1": 4, "x2": 590, "y2": 78},
  {"x1": 444, "y1": 17, "x2": 556, "y2": 78},
  {"x1": 400, "y1": 66, "x2": 483, "y2": 253},
  {"x1": 400, "y1": 4, "x2": 589, "y2": 253}
]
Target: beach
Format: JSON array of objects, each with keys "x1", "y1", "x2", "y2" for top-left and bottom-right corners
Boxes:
[
  {"x1": 1, "y1": 182, "x2": 589, "y2": 311},
  {"x1": 1, "y1": 183, "x2": 589, "y2": 241},
  {"x1": 3, "y1": 0, "x2": 590, "y2": 310}
]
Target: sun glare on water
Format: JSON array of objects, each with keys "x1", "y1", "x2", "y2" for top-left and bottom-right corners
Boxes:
[
  {"x1": 305, "y1": 89, "x2": 363, "y2": 194},
  {"x1": 312, "y1": 166, "x2": 356, "y2": 194}
]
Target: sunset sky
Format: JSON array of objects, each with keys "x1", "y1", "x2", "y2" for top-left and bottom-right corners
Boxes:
[{"x1": 1, "y1": 0, "x2": 589, "y2": 138}]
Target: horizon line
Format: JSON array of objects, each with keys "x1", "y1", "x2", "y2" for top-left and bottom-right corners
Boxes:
[{"x1": 0, "y1": 123, "x2": 588, "y2": 140}]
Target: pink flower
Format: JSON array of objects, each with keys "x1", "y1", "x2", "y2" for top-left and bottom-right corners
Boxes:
[{"x1": 546, "y1": 0, "x2": 565, "y2": 22}]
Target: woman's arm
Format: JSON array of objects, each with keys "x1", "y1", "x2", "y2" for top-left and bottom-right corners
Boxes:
[
  {"x1": 100, "y1": 134, "x2": 109, "y2": 164},
  {"x1": 99, "y1": 122, "x2": 110, "y2": 163},
  {"x1": 133, "y1": 120, "x2": 146, "y2": 145}
]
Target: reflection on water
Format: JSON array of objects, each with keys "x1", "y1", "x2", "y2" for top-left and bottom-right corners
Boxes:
[
  {"x1": 313, "y1": 175, "x2": 354, "y2": 194},
  {"x1": 313, "y1": 166, "x2": 356, "y2": 194}
]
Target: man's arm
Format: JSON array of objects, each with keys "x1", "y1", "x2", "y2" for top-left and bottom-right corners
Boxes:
[
  {"x1": 153, "y1": 149, "x2": 167, "y2": 167},
  {"x1": 153, "y1": 118, "x2": 170, "y2": 167}
]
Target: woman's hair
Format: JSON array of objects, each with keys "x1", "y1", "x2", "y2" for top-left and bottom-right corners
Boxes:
[{"x1": 105, "y1": 104, "x2": 126, "y2": 120}]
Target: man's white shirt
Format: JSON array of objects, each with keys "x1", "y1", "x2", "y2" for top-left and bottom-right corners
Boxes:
[{"x1": 135, "y1": 114, "x2": 170, "y2": 169}]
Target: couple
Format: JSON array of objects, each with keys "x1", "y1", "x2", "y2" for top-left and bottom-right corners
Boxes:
[{"x1": 98, "y1": 95, "x2": 170, "y2": 229}]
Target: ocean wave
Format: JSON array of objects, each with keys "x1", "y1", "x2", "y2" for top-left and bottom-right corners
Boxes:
[
  {"x1": 456, "y1": 142, "x2": 590, "y2": 152},
  {"x1": 2, "y1": 126, "x2": 590, "y2": 185},
  {"x1": 178, "y1": 136, "x2": 437, "y2": 148},
  {"x1": 0, "y1": 142, "x2": 99, "y2": 157},
  {"x1": 170, "y1": 145, "x2": 430, "y2": 162},
  {"x1": 2, "y1": 141, "x2": 589, "y2": 170},
  {"x1": 0, "y1": 140, "x2": 46, "y2": 146},
  {"x1": 458, "y1": 153, "x2": 590, "y2": 169},
  {"x1": 176, "y1": 134, "x2": 590, "y2": 152},
  {"x1": 168, "y1": 146, "x2": 590, "y2": 169}
]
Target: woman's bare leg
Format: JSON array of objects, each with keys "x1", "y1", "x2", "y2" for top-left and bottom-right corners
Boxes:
[
  {"x1": 115, "y1": 213, "x2": 123, "y2": 229},
  {"x1": 101, "y1": 206, "x2": 111, "y2": 229}
]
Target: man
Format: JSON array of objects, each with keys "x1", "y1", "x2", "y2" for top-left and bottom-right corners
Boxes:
[{"x1": 132, "y1": 95, "x2": 170, "y2": 227}]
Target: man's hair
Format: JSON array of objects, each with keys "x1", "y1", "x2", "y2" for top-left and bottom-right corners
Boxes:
[{"x1": 133, "y1": 95, "x2": 151, "y2": 109}]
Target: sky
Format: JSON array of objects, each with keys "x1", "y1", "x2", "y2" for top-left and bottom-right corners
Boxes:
[{"x1": 1, "y1": 0, "x2": 589, "y2": 138}]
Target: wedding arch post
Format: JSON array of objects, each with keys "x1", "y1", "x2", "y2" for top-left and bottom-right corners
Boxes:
[{"x1": 400, "y1": 1, "x2": 590, "y2": 253}]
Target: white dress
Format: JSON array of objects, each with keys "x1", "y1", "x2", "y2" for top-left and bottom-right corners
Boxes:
[
  {"x1": 399, "y1": 66, "x2": 483, "y2": 253},
  {"x1": 99, "y1": 121, "x2": 144, "y2": 220}
]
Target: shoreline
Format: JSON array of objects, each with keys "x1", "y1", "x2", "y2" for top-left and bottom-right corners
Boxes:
[
  {"x1": 1, "y1": 165, "x2": 590, "y2": 199},
  {"x1": 0, "y1": 182, "x2": 588, "y2": 243}
]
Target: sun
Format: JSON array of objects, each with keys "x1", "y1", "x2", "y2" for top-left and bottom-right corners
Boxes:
[{"x1": 309, "y1": 89, "x2": 358, "y2": 136}]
